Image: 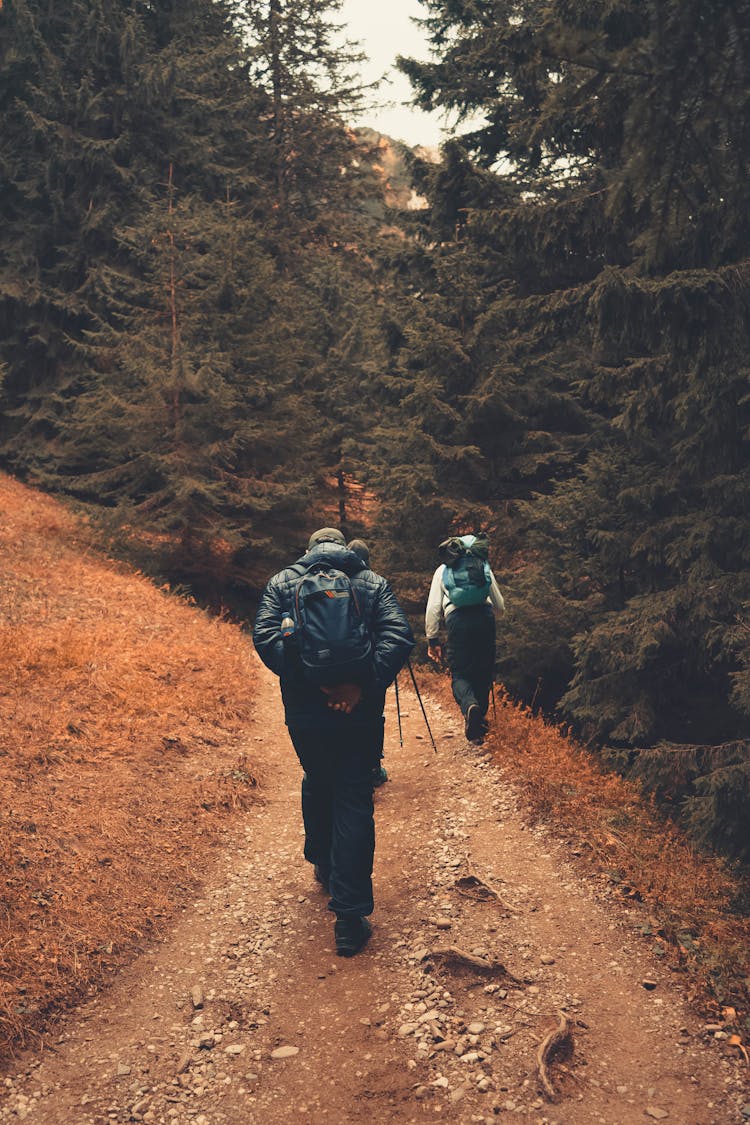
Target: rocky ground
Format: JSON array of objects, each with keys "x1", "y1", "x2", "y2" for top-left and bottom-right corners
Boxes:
[{"x1": 0, "y1": 656, "x2": 747, "y2": 1124}]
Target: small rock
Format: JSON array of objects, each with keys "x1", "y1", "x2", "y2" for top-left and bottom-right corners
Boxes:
[
  {"x1": 645, "y1": 1109, "x2": 669, "y2": 1120},
  {"x1": 450, "y1": 1085, "x2": 468, "y2": 1103},
  {"x1": 225, "y1": 1045, "x2": 245, "y2": 1056},
  {"x1": 117, "y1": 1063, "x2": 131, "y2": 1076},
  {"x1": 176, "y1": 1053, "x2": 192, "y2": 1075},
  {"x1": 418, "y1": 1010, "x2": 441, "y2": 1025},
  {"x1": 467, "y1": 1022, "x2": 486, "y2": 1035},
  {"x1": 642, "y1": 980, "x2": 658, "y2": 991},
  {"x1": 191, "y1": 986, "x2": 204, "y2": 1010},
  {"x1": 270, "y1": 1046, "x2": 300, "y2": 1060},
  {"x1": 197, "y1": 1033, "x2": 215, "y2": 1050},
  {"x1": 540, "y1": 955, "x2": 555, "y2": 966}
]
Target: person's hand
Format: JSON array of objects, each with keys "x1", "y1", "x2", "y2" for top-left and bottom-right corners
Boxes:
[
  {"x1": 427, "y1": 641, "x2": 444, "y2": 666},
  {"x1": 321, "y1": 683, "x2": 363, "y2": 714}
]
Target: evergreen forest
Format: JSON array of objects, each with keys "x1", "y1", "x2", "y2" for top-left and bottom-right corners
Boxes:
[{"x1": 2, "y1": 0, "x2": 749, "y2": 862}]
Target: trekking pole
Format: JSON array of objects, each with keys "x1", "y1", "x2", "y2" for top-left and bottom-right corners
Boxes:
[
  {"x1": 394, "y1": 671, "x2": 404, "y2": 748},
  {"x1": 406, "y1": 658, "x2": 438, "y2": 754},
  {"x1": 491, "y1": 680, "x2": 497, "y2": 721}
]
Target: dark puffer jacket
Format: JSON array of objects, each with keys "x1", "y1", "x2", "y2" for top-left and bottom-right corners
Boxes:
[{"x1": 253, "y1": 543, "x2": 414, "y2": 729}]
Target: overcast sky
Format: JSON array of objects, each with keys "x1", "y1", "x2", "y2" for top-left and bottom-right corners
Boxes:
[{"x1": 339, "y1": 0, "x2": 449, "y2": 148}]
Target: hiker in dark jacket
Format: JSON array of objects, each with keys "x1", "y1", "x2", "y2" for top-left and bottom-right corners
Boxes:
[{"x1": 253, "y1": 527, "x2": 414, "y2": 956}]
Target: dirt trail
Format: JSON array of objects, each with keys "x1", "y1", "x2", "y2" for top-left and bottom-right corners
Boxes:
[{"x1": 1, "y1": 656, "x2": 746, "y2": 1125}]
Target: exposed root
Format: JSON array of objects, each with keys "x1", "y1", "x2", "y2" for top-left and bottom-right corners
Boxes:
[
  {"x1": 537, "y1": 1011, "x2": 574, "y2": 1101},
  {"x1": 422, "y1": 946, "x2": 521, "y2": 983},
  {"x1": 454, "y1": 870, "x2": 516, "y2": 911}
]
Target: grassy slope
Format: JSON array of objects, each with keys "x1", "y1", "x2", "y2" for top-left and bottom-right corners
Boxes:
[{"x1": 0, "y1": 474, "x2": 258, "y2": 1056}]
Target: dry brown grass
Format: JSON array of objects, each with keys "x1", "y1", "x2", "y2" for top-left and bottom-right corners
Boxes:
[
  {"x1": 426, "y1": 672, "x2": 750, "y2": 1019},
  {"x1": 0, "y1": 474, "x2": 259, "y2": 1059}
]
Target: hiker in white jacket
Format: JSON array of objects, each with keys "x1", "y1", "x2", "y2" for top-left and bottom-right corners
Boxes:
[{"x1": 425, "y1": 534, "x2": 505, "y2": 743}]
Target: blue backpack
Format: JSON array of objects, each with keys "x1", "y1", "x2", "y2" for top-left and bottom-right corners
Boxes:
[
  {"x1": 441, "y1": 535, "x2": 492, "y2": 608},
  {"x1": 293, "y1": 565, "x2": 372, "y2": 685}
]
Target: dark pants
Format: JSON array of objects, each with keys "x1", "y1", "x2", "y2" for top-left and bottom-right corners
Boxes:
[
  {"x1": 289, "y1": 725, "x2": 377, "y2": 918},
  {"x1": 446, "y1": 604, "x2": 496, "y2": 718}
]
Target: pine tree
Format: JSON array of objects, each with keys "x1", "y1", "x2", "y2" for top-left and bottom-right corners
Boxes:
[
  {"x1": 395, "y1": 0, "x2": 750, "y2": 856},
  {"x1": 238, "y1": 0, "x2": 370, "y2": 227},
  {"x1": 0, "y1": 0, "x2": 410, "y2": 599},
  {"x1": 0, "y1": 0, "x2": 263, "y2": 475},
  {"x1": 0, "y1": 0, "x2": 144, "y2": 464}
]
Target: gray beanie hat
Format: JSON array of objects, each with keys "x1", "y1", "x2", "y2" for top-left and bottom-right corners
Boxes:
[
  {"x1": 307, "y1": 527, "x2": 346, "y2": 550},
  {"x1": 347, "y1": 539, "x2": 370, "y2": 566}
]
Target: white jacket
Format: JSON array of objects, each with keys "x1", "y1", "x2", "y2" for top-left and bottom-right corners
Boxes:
[{"x1": 425, "y1": 563, "x2": 505, "y2": 641}]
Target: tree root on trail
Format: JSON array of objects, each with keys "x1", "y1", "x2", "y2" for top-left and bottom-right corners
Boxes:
[
  {"x1": 537, "y1": 1011, "x2": 574, "y2": 1101},
  {"x1": 453, "y1": 870, "x2": 516, "y2": 911},
  {"x1": 422, "y1": 946, "x2": 521, "y2": 983}
]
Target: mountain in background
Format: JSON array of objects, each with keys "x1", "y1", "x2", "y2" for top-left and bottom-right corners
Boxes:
[{"x1": 356, "y1": 127, "x2": 436, "y2": 212}]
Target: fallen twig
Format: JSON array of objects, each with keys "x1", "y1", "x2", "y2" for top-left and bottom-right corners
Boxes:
[
  {"x1": 537, "y1": 1010, "x2": 574, "y2": 1101},
  {"x1": 423, "y1": 946, "x2": 521, "y2": 983},
  {"x1": 495, "y1": 1023, "x2": 529, "y2": 1042}
]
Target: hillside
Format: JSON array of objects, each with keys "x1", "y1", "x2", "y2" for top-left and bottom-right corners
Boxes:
[
  {"x1": 0, "y1": 474, "x2": 258, "y2": 1054},
  {"x1": 0, "y1": 474, "x2": 748, "y2": 1120}
]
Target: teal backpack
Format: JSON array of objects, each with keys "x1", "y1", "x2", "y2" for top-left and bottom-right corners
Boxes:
[{"x1": 439, "y1": 534, "x2": 492, "y2": 608}]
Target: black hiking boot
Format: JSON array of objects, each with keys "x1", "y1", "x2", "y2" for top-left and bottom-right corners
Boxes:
[
  {"x1": 465, "y1": 704, "x2": 484, "y2": 743},
  {"x1": 313, "y1": 864, "x2": 330, "y2": 893},
  {"x1": 334, "y1": 916, "x2": 372, "y2": 957},
  {"x1": 370, "y1": 764, "x2": 388, "y2": 788}
]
